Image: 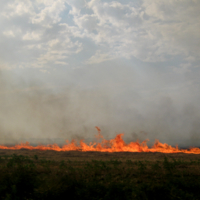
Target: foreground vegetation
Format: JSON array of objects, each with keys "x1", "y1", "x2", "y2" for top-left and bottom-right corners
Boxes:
[{"x1": 0, "y1": 153, "x2": 200, "y2": 200}]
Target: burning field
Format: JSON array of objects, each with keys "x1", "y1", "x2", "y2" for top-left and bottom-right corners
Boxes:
[
  {"x1": 0, "y1": 148, "x2": 200, "y2": 199},
  {"x1": 0, "y1": 129, "x2": 200, "y2": 199},
  {"x1": 0, "y1": 127, "x2": 200, "y2": 154},
  {"x1": 1, "y1": 0, "x2": 200, "y2": 199}
]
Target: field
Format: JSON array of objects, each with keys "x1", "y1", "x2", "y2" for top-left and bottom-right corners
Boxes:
[{"x1": 0, "y1": 150, "x2": 200, "y2": 200}]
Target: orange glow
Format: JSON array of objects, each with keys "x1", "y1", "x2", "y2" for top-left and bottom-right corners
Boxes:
[{"x1": 0, "y1": 127, "x2": 200, "y2": 154}]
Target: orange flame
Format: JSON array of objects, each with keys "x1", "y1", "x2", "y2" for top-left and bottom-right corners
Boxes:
[{"x1": 0, "y1": 127, "x2": 200, "y2": 154}]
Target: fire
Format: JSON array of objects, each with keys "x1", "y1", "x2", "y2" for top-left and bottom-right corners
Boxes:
[{"x1": 0, "y1": 127, "x2": 200, "y2": 154}]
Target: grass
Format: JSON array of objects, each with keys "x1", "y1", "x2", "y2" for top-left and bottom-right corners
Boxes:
[{"x1": 0, "y1": 153, "x2": 200, "y2": 199}]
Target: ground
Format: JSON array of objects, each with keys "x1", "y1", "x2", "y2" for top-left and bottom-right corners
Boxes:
[{"x1": 0, "y1": 149, "x2": 200, "y2": 162}]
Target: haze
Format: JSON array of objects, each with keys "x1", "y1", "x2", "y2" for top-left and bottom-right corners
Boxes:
[{"x1": 0, "y1": 0, "x2": 200, "y2": 147}]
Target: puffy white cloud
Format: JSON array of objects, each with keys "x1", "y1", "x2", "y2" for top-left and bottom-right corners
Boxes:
[
  {"x1": 0, "y1": 0, "x2": 82, "y2": 69},
  {"x1": 0, "y1": 0, "x2": 199, "y2": 68},
  {"x1": 22, "y1": 31, "x2": 42, "y2": 40},
  {"x1": 67, "y1": 0, "x2": 200, "y2": 63},
  {"x1": 31, "y1": 0, "x2": 66, "y2": 25},
  {"x1": 1, "y1": 0, "x2": 34, "y2": 18}
]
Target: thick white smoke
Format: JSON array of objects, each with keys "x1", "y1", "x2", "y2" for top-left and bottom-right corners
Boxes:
[{"x1": 1, "y1": 68, "x2": 200, "y2": 148}]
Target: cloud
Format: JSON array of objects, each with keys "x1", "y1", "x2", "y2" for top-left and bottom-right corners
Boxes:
[
  {"x1": 86, "y1": 50, "x2": 114, "y2": 64},
  {"x1": 67, "y1": 0, "x2": 200, "y2": 62},
  {"x1": 0, "y1": 0, "x2": 199, "y2": 70},
  {"x1": 1, "y1": 0, "x2": 33, "y2": 18},
  {"x1": 3, "y1": 30, "x2": 15, "y2": 37},
  {"x1": 22, "y1": 31, "x2": 42, "y2": 40},
  {"x1": 0, "y1": 0, "x2": 82, "y2": 69},
  {"x1": 31, "y1": 0, "x2": 66, "y2": 26}
]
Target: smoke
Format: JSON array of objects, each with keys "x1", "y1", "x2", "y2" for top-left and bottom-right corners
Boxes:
[
  {"x1": 0, "y1": 70, "x2": 113, "y2": 145},
  {"x1": 0, "y1": 67, "x2": 200, "y2": 148}
]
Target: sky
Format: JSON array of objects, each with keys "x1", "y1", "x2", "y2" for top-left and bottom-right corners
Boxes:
[{"x1": 0, "y1": 0, "x2": 200, "y2": 147}]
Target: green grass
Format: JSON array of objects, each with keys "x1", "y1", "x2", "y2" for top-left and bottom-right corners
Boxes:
[{"x1": 0, "y1": 154, "x2": 199, "y2": 199}]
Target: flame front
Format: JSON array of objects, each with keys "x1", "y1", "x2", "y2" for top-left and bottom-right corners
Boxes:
[{"x1": 0, "y1": 127, "x2": 200, "y2": 154}]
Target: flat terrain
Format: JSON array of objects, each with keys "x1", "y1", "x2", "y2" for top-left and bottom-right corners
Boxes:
[
  {"x1": 0, "y1": 149, "x2": 200, "y2": 162},
  {"x1": 0, "y1": 150, "x2": 200, "y2": 199}
]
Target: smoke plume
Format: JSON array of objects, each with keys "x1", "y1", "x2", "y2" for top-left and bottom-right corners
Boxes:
[{"x1": 0, "y1": 69, "x2": 200, "y2": 148}]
